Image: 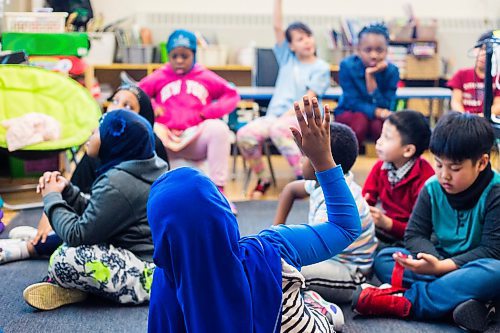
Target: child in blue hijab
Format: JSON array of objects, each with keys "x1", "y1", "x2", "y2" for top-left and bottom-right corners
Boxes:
[
  {"x1": 21, "y1": 110, "x2": 169, "y2": 311},
  {"x1": 147, "y1": 97, "x2": 362, "y2": 332}
]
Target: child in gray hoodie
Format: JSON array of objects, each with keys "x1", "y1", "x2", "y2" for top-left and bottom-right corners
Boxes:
[{"x1": 17, "y1": 110, "x2": 168, "y2": 310}]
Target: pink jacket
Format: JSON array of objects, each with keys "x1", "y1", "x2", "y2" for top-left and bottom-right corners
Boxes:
[{"x1": 139, "y1": 63, "x2": 240, "y2": 130}]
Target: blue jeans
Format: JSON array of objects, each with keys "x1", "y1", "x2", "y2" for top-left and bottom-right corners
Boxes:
[{"x1": 374, "y1": 247, "x2": 500, "y2": 319}]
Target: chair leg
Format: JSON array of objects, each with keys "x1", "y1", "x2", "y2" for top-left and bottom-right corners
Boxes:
[
  {"x1": 263, "y1": 141, "x2": 277, "y2": 188},
  {"x1": 241, "y1": 153, "x2": 247, "y2": 172},
  {"x1": 243, "y1": 167, "x2": 252, "y2": 197},
  {"x1": 231, "y1": 143, "x2": 238, "y2": 181}
]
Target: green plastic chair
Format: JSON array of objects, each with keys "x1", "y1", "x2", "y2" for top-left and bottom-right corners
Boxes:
[
  {"x1": 0, "y1": 65, "x2": 101, "y2": 209},
  {"x1": 0, "y1": 65, "x2": 101, "y2": 151}
]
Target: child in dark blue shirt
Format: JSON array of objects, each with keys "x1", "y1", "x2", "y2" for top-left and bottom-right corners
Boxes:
[{"x1": 335, "y1": 23, "x2": 399, "y2": 148}]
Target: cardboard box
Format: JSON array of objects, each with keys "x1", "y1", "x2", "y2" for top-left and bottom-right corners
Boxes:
[{"x1": 406, "y1": 55, "x2": 440, "y2": 80}]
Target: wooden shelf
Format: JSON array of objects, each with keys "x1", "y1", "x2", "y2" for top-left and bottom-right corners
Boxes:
[{"x1": 85, "y1": 63, "x2": 340, "y2": 90}]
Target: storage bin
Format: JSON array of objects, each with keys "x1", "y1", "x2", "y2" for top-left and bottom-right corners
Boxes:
[
  {"x1": 122, "y1": 46, "x2": 155, "y2": 64},
  {"x1": 197, "y1": 45, "x2": 228, "y2": 66},
  {"x1": 3, "y1": 12, "x2": 68, "y2": 33},
  {"x1": 85, "y1": 32, "x2": 116, "y2": 65},
  {"x1": 9, "y1": 155, "x2": 59, "y2": 178},
  {"x1": 416, "y1": 19, "x2": 438, "y2": 40},
  {"x1": 388, "y1": 19, "x2": 415, "y2": 41},
  {"x1": 405, "y1": 55, "x2": 440, "y2": 80},
  {"x1": 2, "y1": 32, "x2": 90, "y2": 57}
]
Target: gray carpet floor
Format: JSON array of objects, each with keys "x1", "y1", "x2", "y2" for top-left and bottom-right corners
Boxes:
[{"x1": 0, "y1": 202, "x2": 497, "y2": 332}]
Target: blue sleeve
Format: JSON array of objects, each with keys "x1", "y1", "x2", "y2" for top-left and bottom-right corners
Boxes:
[
  {"x1": 273, "y1": 41, "x2": 292, "y2": 66},
  {"x1": 259, "y1": 166, "x2": 361, "y2": 269},
  {"x1": 307, "y1": 62, "x2": 331, "y2": 96},
  {"x1": 371, "y1": 65, "x2": 399, "y2": 110},
  {"x1": 337, "y1": 61, "x2": 377, "y2": 119}
]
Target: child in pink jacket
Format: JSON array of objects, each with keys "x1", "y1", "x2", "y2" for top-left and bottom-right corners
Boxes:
[{"x1": 139, "y1": 29, "x2": 240, "y2": 212}]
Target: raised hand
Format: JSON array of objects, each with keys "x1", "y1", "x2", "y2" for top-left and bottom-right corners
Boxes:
[{"x1": 290, "y1": 96, "x2": 336, "y2": 172}]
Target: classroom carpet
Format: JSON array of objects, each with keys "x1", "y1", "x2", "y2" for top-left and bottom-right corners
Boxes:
[{"x1": 1, "y1": 202, "x2": 497, "y2": 332}]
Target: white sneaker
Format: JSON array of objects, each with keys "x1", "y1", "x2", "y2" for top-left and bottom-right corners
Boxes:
[
  {"x1": 0, "y1": 239, "x2": 30, "y2": 264},
  {"x1": 8, "y1": 226, "x2": 38, "y2": 241}
]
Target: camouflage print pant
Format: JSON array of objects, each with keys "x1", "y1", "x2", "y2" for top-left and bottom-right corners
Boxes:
[{"x1": 48, "y1": 244, "x2": 155, "y2": 304}]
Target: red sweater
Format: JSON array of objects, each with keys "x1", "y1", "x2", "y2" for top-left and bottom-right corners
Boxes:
[{"x1": 362, "y1": 157, "x2": 435, "y2": 239}]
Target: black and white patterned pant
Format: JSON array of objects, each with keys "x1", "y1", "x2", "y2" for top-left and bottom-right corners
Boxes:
[{"x1": 48, "y1": 244, "x2": 155, "y2": 304}]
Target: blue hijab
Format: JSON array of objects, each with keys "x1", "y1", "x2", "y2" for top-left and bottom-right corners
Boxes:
[
  {"x1": 97, "y1": 110, "x2": 155, "y2": 175},
  {"x1": 166, "y1": 29, "x2": 197, "y2": 66},
  {"x1": 147, "y1": 167, "x2": 283, "y2": 333}
]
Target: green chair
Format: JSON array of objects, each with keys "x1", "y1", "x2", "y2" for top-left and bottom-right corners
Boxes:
[{"x1": 0, "y1": 65, "x2": 101, "y2": 209}]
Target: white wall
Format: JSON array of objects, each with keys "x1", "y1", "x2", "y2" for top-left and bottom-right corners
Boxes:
[
  {"x1": 91, "y1": 0, "x2": 500, "y2": 24},
  {"x1": 90, "y1": 1, "x2": 499, "y2": 73}
]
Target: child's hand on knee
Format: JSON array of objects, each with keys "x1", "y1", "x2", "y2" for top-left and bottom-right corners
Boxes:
[{"x1": 290, "y1": 96, "x2": 336, "y2": 172}]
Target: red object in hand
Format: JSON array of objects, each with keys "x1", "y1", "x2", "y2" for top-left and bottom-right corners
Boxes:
[{"x1": 392, "y1": 252, "x2": 407, "y2": 288}]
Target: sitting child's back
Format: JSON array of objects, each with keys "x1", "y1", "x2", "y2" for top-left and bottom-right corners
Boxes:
[{"x1": 274, "y1": 122, "x2": 377, "y2": 304}]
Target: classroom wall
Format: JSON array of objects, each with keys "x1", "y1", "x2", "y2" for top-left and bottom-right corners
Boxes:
[
  {"x1": 89, "y1": 0, "x2": 499, "y2": 74},
  {"x1": 91, "y1": 0, "x2": 500, "y2": 24}
]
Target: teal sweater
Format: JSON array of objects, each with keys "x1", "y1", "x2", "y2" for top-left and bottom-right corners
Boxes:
[{"x1": 404, "y1": 171, "x2": 500, "y2": 267}]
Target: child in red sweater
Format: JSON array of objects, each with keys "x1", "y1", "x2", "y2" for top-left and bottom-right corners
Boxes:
[
  {"x1": 362, "y1": 110, "x2": 434, "y2": 245},
  {"x1": 447, "y1": 30, "x2": 500, "y2": 115}
]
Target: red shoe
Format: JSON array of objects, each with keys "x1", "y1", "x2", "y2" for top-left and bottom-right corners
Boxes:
[
  {"x1": 250, "y1": 179, "x2": 271, "y2": 199},
  {"x1": 352, "y1": 284, "x2": 412, "y2": 318}
]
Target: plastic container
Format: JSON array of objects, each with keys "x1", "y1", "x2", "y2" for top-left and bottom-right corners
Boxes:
[
  {"x1": 3, "y1": 12, "x2": 68, "y2": 33},
  {"x1": 2, "y1": 32, "x2": 90, "y2": 57},
  {"x1": 85, "y1": 32, "x2": 116, "y2": 65},
  {"x1": 388, "y1": 19, "x2": 415, "y2": 41},
  {"x1": 8, "y1": 156, "x2": 59, "y2": 178},
  {"x1": 197, "y1": 46, "x2": 228, "y2": 66},
  {"x1": 122, "y1": 46, "x2": 155, "y2": 64},
  {"x1": 159, "y1": 42, "x2": 169, "y2": 63},
  {"x1": 416, "y1": 20, "x2": 438, "y2": 40}
]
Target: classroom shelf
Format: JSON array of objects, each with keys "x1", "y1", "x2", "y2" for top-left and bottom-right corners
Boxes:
[{"x1": 84, "y1": 63, "x2": 340, "y2": 90}]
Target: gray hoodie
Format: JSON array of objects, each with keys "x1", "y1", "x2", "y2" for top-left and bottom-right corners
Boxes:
[{"x1": 43, "y1": 156, "x2": 168, "y2": 262}]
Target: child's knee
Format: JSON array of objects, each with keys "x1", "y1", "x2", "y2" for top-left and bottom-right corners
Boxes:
[
  {"x1": 236, "y1": 129, "x2": 260, "y2": 151},
  {"x1": 463, "y1": 258, "x2": 500, "y2": 277},
  {"x1": 269, "y1": 123, "x2": 293, "y2": 140},
  {"x1": 373, "y1": 247, "x2": 405, "y2": 281},
  {"x1": 48, "y1": 246, "x2": 79, "y2": 284},
  {"x1": 204, "y1": 119, "x2": 229, "y2": 136}
]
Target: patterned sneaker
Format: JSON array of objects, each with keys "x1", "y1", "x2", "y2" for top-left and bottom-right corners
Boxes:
[
  {"x1": 250, "y1": 179, "x2": 271, "y2": 199},
  {"x1": 352, "y1": 284, "x2": 411, "y2": 318},
  {"x1": 304, "y1": 290, "x2": 345, "y2": 332},
  {"x1": 23, "y1": 282, "x2": 88, "y2": 311},
  {"x1": 453, "y1": 299, "x2": 495, "y2": 332},
  {"x1": 9, "y1": 226, "x2": 38, "y2": 241}
]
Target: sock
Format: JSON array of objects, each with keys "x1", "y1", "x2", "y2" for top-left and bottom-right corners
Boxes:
[{"x1": 0, "y1": 240, "x2": 30, "y2": 264}]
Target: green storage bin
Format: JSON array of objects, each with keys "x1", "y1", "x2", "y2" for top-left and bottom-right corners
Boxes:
[
  {"x1": 159, "y1": 42, "x2": 169, "y2": 63},
  {"x1": 2, "y1": 32, "x2": 90, "y2": 57},
  {"x1": 8, "y1": 156, "x2": 59, "y2": 178}
]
